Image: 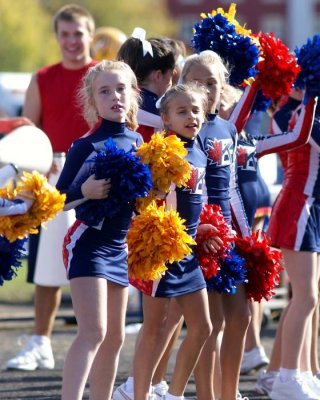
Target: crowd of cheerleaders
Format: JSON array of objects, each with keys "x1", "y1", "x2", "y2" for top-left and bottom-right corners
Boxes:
[{"x1": 0, "y1": 2, "x2": 319, "y2": 302}]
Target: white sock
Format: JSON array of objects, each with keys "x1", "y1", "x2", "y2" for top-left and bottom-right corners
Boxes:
[
  {"x1": 125, "y1": 376, "x2": 134, "y2": 392},
  {"x1": 280, "y1": 367, "x2": 300, "y2": 382},
  {"x1": 301, "y1": 370, "x2": 313, "y2": 378},
  {"x1": 165, "y1": 393, "x2": 184, "y2": 400},
  {"x1": 32, "y1": 335, "x2": 51, "y2": 346},
  {"x1": 153, "y1": 380, "x2": 167, "y2": 387},
  {"x1": 267, "y1": 369, "x2": 280, "y2": 376}
]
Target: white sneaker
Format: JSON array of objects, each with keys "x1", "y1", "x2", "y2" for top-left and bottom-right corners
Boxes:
[
  {"x1": 236, "y1": 390, "x2": 249, "y2": 399},
  {"x1": 113, "y1": 382, "x2": 154, "y2": 400},
  {"x1": 303, "y1": 373, "x2": 320, "y2": 396},
  {"x1": 153, "y1": 381, "x2": 169, "y2": 398},
  {"x1": 113, "y1": 382, "x2": 133, "y2": 400},
  {"x1": 255, "y1": 369, "x2": 279, "y2": 396},
  {"x1": 270, "y1": 375, "x2": 318, "y2": 400},
  {"x1": 6, "y1": 335, "x2": 54, "y2": 371},
  {"x1": 240, "y1": 346, "x2": 269, "y2": 374}
]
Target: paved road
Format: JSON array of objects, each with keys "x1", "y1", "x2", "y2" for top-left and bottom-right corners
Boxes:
[{"x1": 0, "y1": 302, "x2": 277, "y2": 400}]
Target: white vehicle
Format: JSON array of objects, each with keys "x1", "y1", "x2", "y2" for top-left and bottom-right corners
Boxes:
[{"x1": 0, "y1": 72, "x2": 32, "y2": 117}]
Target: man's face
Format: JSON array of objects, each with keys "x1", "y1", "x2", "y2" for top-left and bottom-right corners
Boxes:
[{"x1": 56, "y1": 17, "x2": 93, "y2": 65}]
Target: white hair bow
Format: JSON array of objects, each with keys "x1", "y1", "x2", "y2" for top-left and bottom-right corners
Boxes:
[{"x1": 131, "y1": 27, "x2": 153, "y2": 57}]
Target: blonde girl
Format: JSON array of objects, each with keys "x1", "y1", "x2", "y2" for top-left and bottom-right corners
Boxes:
[{"x1": 56, "y1": 60, "x2": 142, "y2": 400}]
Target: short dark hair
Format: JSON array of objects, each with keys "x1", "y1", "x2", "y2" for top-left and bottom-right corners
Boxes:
[{"x1": 53, "y1": 4, "x2": 95, "y2": 34}]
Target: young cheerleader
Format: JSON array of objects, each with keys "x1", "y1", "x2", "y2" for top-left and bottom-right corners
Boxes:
[
  {"x1": 56, "y1": 60, "x2": 143, "y2": 400},
  {"x1": 180, "y1": 50, "x2": 253, "y2": 400},
  {"x1": 129, "y1": 83, "x2": 214, "y2": 400},
  {"x1": 256, "y1": 90, "x2": 320, "y2": 400},
  {"x1": 221, "y1": 84, "x2": 317, "y2": 386},
  {"x1": 117, "y1": 29, "x2": 175, "y2": 142}
]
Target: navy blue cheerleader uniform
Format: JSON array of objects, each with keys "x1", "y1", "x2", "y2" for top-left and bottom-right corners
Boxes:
[
  {"x1": 198, "y1": 81, "x2": 260, "y2": 237},
  {"x1": 56, "y1": 119, "x2": 143, "y2": 286},
  {"x1": 244, "y1": 112, "x2": 272, "y2": 222},
  {"x1": 130, "y1": 134, "x2": 207, "y2": 297},
  {"x1": 236, "y1": 96, "x2": 316, "y2": 227},
  {"x1": 198, "y1": 113, "x2": 250, "y2": 238}
]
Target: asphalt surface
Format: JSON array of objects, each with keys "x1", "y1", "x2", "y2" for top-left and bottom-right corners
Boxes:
[{"x1": 0, "y1": 302, "x2": 280, "y2": 400}]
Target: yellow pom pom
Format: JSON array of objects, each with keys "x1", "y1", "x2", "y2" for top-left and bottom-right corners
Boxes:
[
  {"x1": 136, "y1": 132, "x2": 191, "y2": 212},
  {"x1": 210, "y1": 3, "x2": 253, "y2": 39},
  {"x1": 0, "y1": 171, "x2": 65, "y2": 242},
  {"x1": 128, "y1": 201, "x2": 196, "y2": 281}
]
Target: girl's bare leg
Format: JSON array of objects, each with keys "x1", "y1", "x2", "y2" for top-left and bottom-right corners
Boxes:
[
  {"x1": 133, "y1": 296, "x2": 170, "y2": 400},
  {"x1": 89, "y1": 281, "x2": 128, "y2": 400},
  {"x1": 62, "y1": 277, "x2": 109, "y2": 400},
  {"x1": 220, "y1": 284, "x2": 251, "y2": 400},
  {"x1": 280, "y1": 250, "x2": 318, "y2": 370},
  {"x1": 194, "y1": 291, "x2": 224, "y2": 400},
  {"x1": 168, "y1": 289, "x2": 212, "y2": 396},
  {"x1": 152, "y1": 298, "x2": 184, "y2": 386}
]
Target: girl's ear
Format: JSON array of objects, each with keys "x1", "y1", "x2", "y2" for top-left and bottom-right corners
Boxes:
[{"x1": 153, "y1": 69, "x2": 163, "y2": 83}]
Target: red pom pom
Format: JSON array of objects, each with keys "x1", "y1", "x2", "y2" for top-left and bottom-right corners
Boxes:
[
  {"x1": 235, "y1": 231, "x2": 284, "y2": 302},
  {"x1": 196, "y1": 204, "x2": 235, "y2": 279},
  {"x1": 129, "y1": 276, "x2": 152, "y2": 295},
  {"x1": 255, "y1": 32, "x2": 301, "y2": 101}
]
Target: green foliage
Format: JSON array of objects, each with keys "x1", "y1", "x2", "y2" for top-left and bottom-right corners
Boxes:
[
  {"x1": 0, "y1": 0, "x2": 59, "y2": 72},
  {"x1": 0, "y1": 0, "x2": 178, "y2": 72}
]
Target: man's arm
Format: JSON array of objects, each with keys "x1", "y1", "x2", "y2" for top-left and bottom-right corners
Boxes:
[{"x1": 22, "y1": 73, "x2": 42, "y2": 127}]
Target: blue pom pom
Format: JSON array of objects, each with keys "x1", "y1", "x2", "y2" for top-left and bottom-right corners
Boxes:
[
  {"x1": 294, "y1": 34, "x2": 320, "y2": 98},
  {"x1": 76, "y1": 138, "x2": 152, "y2": 226},
  {"x1": 0, "y1": 236, "x2": 26, "y2": 286},
  {"x1": 192, "y1": 14, "x2": 259, "y2": 86},
  {"x1": 206, "y1": 249, "x2": 247, "y2": 294},
  {"x1": 251, "y1": 89, "x2": 272, "y2": 114}
]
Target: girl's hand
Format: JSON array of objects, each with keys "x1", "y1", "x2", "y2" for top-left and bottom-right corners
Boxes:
[
  {"x1": 198, "y1": 223, "x2": 224, "y2": 254},
  {"x1": 81, "y1": 175, "x2": 111, "y2": 199}
]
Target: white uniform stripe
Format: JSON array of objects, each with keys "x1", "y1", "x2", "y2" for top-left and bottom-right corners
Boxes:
[
  {"x1": 304, "y1": 147, "x2": 319, "y2": 196},
  {"x1": 137, "y1": 109, "x2": 163, "y2": 131},
  {"x1": 66, "y1": 222, "x2": 89, "y2": 276},
  {"x1": 151, "y1": 279, "x2": 161, "y2": 297},
  {"x1": 294, "y1": 197, "x2": 314, "y2": 250}
]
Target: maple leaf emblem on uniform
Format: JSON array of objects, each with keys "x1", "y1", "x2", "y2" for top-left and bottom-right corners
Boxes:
[
  {"x1": 237, "y1": 146, "x2": 247, "y2": 167},
  {"x1": 207, "y1": 138, "x2": 222, "y2": 164},
  {"x1": 186, "y1": 167, "x2": 198, "y2": 192}
]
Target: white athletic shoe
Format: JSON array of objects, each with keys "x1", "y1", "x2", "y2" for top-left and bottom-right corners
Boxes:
[
  {"x1": 236, "y1": 391, "x2": 249, "y2": 400},
  {"x1": 6, "y1": 335, "x2": 54, "y2": 371},
  {"x1": 153, "y1": 380, "x2": 169, "y2": 398},
  {"x1": 113, "y1": 382, "x2": 133, "y2": 400},
  {"x1": 270, "y1": 375, "x2": 318, "y2": 400},
  {"x1": 255, "y1": 369, "x2": 279, "y2": 396},
  {"x1": 303, "y1": 373, "x2": 320, "y2": 396},
  {"x1": 240, "y1": 346, "x2": 269, "y2": 374},
  {"x1": 113, "y1": 381, "x2": 154, "y2": 400}
]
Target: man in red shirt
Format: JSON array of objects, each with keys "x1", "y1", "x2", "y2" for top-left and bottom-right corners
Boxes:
[{"x1": 6, "y1": 4, "x2": 97, "y2": 371}]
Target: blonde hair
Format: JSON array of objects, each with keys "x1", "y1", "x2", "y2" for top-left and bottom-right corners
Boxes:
[
  {"x1": 159, "y1": 83, "x2": 208, "y2": 126},
  {"x1": 180, "y1": 50, "x2": 229, "y2": 85},
  {"x1": 79, "y1": 60, "x2": 139, "y2": 130}
]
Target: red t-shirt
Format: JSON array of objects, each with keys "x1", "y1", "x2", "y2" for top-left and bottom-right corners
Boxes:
[{"x1": 37, "y1": 61, "x2": 96, "y2": 152}]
